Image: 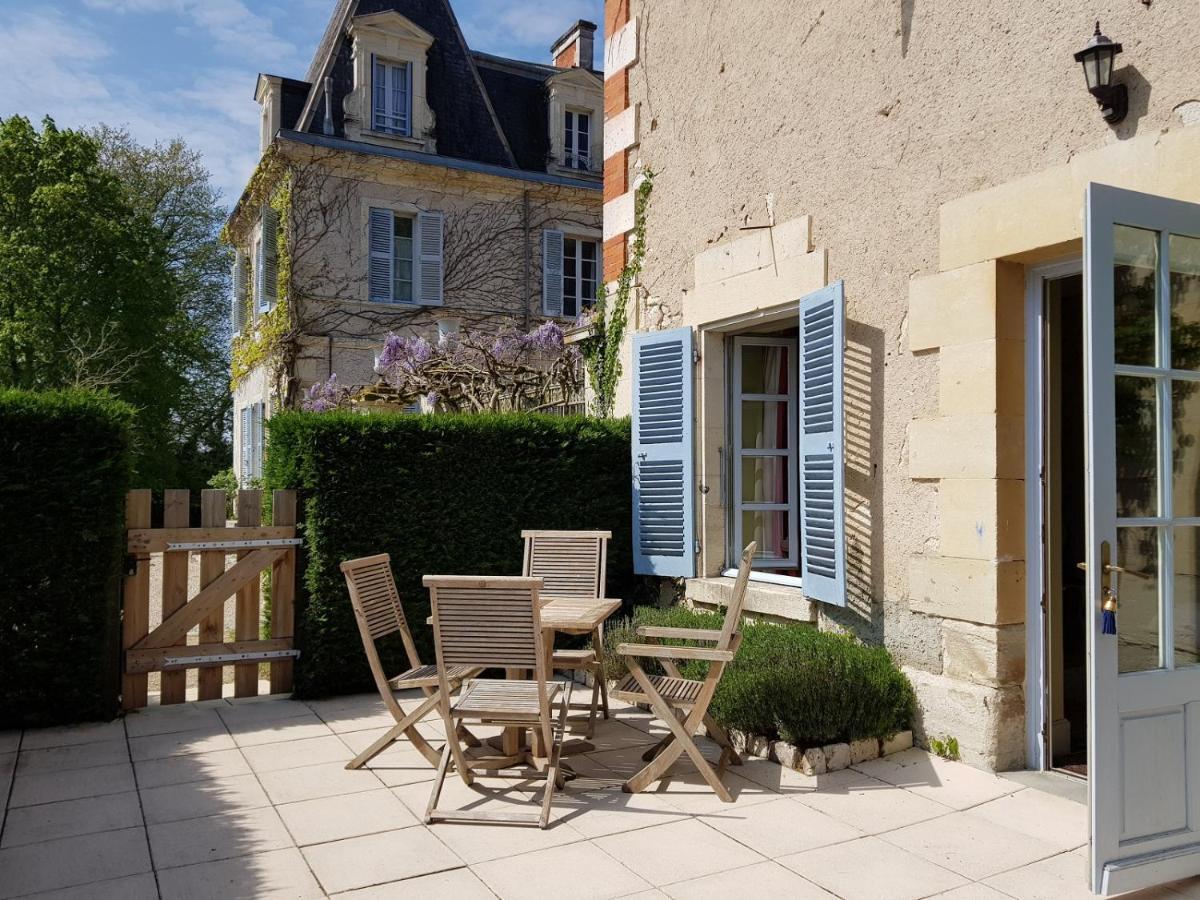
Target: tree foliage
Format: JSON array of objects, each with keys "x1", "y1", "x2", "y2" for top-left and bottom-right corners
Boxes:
[{"x1": 0, "y1": 116, "x2": 230, "y2": 489}]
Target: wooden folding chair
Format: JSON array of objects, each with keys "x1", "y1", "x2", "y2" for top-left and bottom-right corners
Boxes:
[
  {"x1": 340, "y1": 554, "x2": 481, "y2": 770},
  {"x1": 522, "y1": 529, "x2": 612, "y2": 737},
  {"x1": 422, "y1": 575, "x2": 570, "y2": 828},
  {"x1": 612, "y1": 542, "x2": 756, "y2": 803}
]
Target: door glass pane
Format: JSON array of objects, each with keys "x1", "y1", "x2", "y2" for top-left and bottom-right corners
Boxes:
[
  {"x1": 1170, "y1": 234, "x2": 1200, "y2": 370},
  {"x1": 1174, "y1": 527, "x2": 1200, "y2": 668},
  {"x1": 741, "y1": 457, "x2": 789, "y2": 504},
  {"x1": 740, "y1": 345, "x2": 790, "y2": 394},
  {"x1": 1172, "y1": 379, "x2": 1200, "y2": 517},
  {"x1": 741, "y1": 401, "x2": 789, "y2": 450},
  {"x1": 1117, "y1": 526, "x2": 1161, "y2": 674},
  {"x1": 1115, "y1": 375, "x2": 1159, "y2": 518},
  {"x1": 742, "y1": 510, "x2": 791, "y2": 563},
  {"x1": 1113, "y1": 224, "x2": 1159, "y2": 367}
]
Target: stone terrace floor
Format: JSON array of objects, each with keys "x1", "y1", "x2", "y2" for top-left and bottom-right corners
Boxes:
[{"x1": 2, "y1": 690, "x2": 1199, "y2": 900}]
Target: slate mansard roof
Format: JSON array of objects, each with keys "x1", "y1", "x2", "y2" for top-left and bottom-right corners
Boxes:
[{"x1": 277, "y1": 0, "x2": 588, "y2": 176}]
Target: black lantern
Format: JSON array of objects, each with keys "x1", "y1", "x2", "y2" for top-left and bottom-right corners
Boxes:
[{"x1": 1073, "y1": 21, "x2": 1127, "y2": 124}]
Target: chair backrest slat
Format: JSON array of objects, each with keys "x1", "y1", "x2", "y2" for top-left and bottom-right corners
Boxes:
[
  {"x1": 717, "y1": 542, "x2": 756, "y2": 650},
  {"x1": 425, "y1": 576, "x2": 543, "y2": 670},
  {"x1": 340, "y1": 553, "x2": 423, "y2": 712},
  {"x1": 521, "y1": 529, "x2": 611, "y2": 601}
]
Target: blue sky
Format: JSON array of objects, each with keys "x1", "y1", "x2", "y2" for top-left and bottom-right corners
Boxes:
[{"x1": 0, "y1": 0, "x2": 603, "y2": 204}]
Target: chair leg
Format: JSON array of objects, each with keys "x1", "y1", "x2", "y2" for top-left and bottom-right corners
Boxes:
[
  {"x1": 591, "y1": 628, "x2": 610, "y2": 719},
  {"x1": 704, "y1": 714, "x2": 743, "y2": 766},
  {"x1": 424, "y1": 742, "x2": 453, "y2": 824},
  {"x1": 348, "y1": 691, "x2": 442, "y2": 770},
  {"x1": 622, "y1": 665, "x2": 733, "y2": 803},
  {"x1": 437, "y1": 708, "x2": 474, "y2": 787}
]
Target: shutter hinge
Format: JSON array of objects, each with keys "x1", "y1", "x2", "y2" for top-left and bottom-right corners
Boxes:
[
  {"x1": 694, "y1": 538, "x2": 701, "y2": 555},
  {"x1": 692, "y1": 348, "x2": 701, "y2": 364}
]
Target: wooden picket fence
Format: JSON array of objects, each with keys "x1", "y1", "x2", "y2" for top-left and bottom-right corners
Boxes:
[{"x1": 121, "y1": 488, "x2": 299, "y2": 710}]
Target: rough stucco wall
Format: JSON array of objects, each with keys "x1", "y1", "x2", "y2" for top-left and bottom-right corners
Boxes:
[{"x1": 623, "y1": 0, "x2": 1198, "y2": 676}]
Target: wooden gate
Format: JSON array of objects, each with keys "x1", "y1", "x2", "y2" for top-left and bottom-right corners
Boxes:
[{"x1": 121, "y1": 488, "x2": 299, "y2": 710}]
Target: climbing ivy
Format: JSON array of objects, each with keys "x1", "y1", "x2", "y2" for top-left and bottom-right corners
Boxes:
[
  {"x1": 583, "y1": 169, "x2": 653, "y2": 418},
  {"x1": 229, "y1": 169, "x2": 293, "y2": 393}
]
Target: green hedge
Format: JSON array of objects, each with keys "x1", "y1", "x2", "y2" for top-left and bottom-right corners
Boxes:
[
  {"x1": 604, "y1": 607, "x2": 915, "y2": 746},
  {"x1": 266, "y1": 412, "x2": 634, "y2": 698},
  {"x1": 0, "y1": 390, "x2": 134, "y2": 727}
]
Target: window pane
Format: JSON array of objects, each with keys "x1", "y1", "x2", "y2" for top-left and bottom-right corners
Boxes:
[
  {"x1": 1115, "y1": 374, "x2": 1159, "y2": 518},
  {"x1": 741, "y1": 401, "x2": 789, "y2": 450},
  {"x1": 741, "y1": 457, "x2": 789, "y2": 504},
  {"x1": 1118, "y1": 526, "x2": 1162, "y2": 673},
  {"x1": 1174, "y1": 527, "x2": 1200, "y2": 668},
  {"x1": 394, "y1": 216, "x2": 412, "y2": 239},
  {"x1": 1173, "y1": 379, "x2": 1200, "y2": 517},
  {"x1": 374, "y1": 61, "x2": 386, "y2": 126},
  {"x1": 742, "y1": 510, "x2": 791, "y2": 563},
  {"x1": 1113, "y1": 224, "x2": 1159, "y2": 367},
  {"x1": 1169, "y1": 234, "x2": 1200, "y2": 371},
  {"x1": 740, "y1": 345, "x2": 790, "y2": 395}
]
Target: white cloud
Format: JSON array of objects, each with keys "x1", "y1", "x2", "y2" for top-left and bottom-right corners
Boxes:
[
  {"x1": 0, "y1": 8, "x2": 264, "y2": 203},
  {"x1": 82, "y1": 0, "x2": 294, "y2": 63},
  {"x1": 458, "y1": 0, "x2": 604, "y2": 66}
]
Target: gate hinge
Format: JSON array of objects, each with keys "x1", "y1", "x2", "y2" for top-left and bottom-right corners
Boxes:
[{"x1": 692, "y1": 348, "x2": 701, "y2": 364}]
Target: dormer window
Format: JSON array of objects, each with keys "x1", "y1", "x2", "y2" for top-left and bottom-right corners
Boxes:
[
  {"x1": 373, "y1": 57, "x2": 412, "y2": 136},
  {"x1": 564, "y1": 110, "x2": 591, "y2": 170}
]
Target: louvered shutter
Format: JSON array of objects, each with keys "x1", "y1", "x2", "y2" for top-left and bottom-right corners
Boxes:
[
  {"x1": 798, "y1": 281, "x2": 846, "y2": 606},
  {"x1": 240, "y1": 407, "x2": 253, "y2": 485},
  {"x1": 252, "y1": 403, "x2": 265, "y2": 480},
  {"x1": 231, "y1": 253, "x2": 247, "y2": 335},
  {"x1": 260, "y1": 204, "x2": 278, "y2": 311},
  {"x1": 632, "y1": 326, "x2": 695, "y2": 577},
  {"x1": 368, "y1": 207, "x2": 394, "y2": 302},
  {"x1": 416, "y1": 210, "x2": 444, "y2": 305},
  {"x1": 542, "y1": 229, "x2": 565, "y2": 316}
]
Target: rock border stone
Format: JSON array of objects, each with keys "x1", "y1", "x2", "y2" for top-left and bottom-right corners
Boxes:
[{"x1": 730, "y1": 729, "x2": 913, "y2": 773}]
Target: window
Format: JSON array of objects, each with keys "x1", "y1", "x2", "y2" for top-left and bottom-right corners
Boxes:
[
  {"x1": 253, "y1": 236, "x2": 264, "y2": 310},
  {"x1": 393, "y1": 214, "x2": 414, "y2": 302},
  {"x1": 240, "y1": 403, "x2": 264, "y2": 485},
  {"x1": 562, "y1": 237, "x2": 598, "y2": 318},
  {"x1": 373, "y1": 58, "x2": 411, "y2": 136},
  {"x1": 564, "y1": 110, "x2": 590, "y2": 170},
  {"x1": 368, "y1": 207, "x2": 443, "y2": 305}
]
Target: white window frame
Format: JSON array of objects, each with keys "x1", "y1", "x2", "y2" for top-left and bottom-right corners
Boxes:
[
  {"x1": 729, "y1": 335, "x2": 800, "y2": 575},
  {"x1": 372, "y1": 56, "x2": 412, "y2": 137},
  {"x1": 564, "y1": 108, "x2": 591, "y2": 171},
  {"x1": 391, "y1": 212, "x2": 415, "y2": 303},
  {"x1": 561, "y1": 236, "x2": 599, "y2": 319}
]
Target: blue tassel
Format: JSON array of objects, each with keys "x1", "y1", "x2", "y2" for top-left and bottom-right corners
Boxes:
[{"x1": 1102, "y1": 609, "x2": 1117, "y2": 635}]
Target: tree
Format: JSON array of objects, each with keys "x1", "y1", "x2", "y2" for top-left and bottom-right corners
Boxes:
[
  {"x1": 93, "y1": 126, "x2": 232, "y2": 488},
  {"x1": 0, "y1": 116, "x2": 229, "y2": 489}
]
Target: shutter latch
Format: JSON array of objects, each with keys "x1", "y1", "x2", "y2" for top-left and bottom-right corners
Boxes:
[{"x1": 692, "y1": 348, "x2": 701, "y2": 364}]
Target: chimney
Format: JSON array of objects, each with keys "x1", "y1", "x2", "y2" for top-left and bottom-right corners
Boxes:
[{"x1": 550, "y1": 20, "x2": 596, "y2": 70}]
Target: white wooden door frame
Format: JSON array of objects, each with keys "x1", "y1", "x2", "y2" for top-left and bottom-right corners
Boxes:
[{"x1": 1024, "y1": 256, "x2": 1084, "y2": 773}]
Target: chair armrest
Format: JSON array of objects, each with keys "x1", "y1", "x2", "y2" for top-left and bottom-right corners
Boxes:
[
  {"x1": 635, "y1": 626, "x2": 723, "y2": 642},
  {"x1": 617, "y1": 643, "x2": 734, "y2": 662}
]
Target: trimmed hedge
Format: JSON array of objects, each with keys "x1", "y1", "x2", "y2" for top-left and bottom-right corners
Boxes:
[
  {"x1": 265, "y1": 412, "x2": 634, "y2": 698},
  {"x1": 0, "y1": 390, "x2": 134, "y2": 727},
  {"x1": 604, "y1": 607, "x2": 915, "y2": 746}
]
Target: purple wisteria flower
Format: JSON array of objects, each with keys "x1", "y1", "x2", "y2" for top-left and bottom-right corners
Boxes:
[{"x1": 301, "y1": 374, "x2": 348, "y2": 413}]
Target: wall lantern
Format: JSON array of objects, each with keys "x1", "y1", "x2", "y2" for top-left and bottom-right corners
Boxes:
[{"x1": 1073, "y1": 21, "x2": 1127, "y2": 124}]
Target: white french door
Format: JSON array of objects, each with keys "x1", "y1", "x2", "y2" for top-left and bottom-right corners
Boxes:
[
  {"x1": 1085, "y1": 183, "x2": 1200, "y2": 894},
  {"x1": 731, "y1": 336, "x2": 798, "y2": 571}
]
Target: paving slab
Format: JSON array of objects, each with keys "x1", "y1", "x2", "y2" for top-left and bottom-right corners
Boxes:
[
  {"x1": 18, "y1": 872, "x2": 159, "y2": 900},
  {"x1": 133, "y1": 746, "x2": 253, "y2": 789},
  {"x1": 8, "y1": 761, "x2": 135, "y2": 808},
  {"x1": 791, "y1": 766, "x2": 955, "y2": 834},
  {"x1": 595, "y1": 818, "x2": 763, "y2": 886},
  {"x1": 156, "y1": 846, "x2": 324, "y2": 900},
  {"x1": 300, "y1": 827, "x2": 463, "y2": 894},
  {"x1": 699, "y1": 795, "x2": 862, "y2": 858},
  {"x1": 331, "y1": 867, "x2": 494, "y2": 898},
  {"x1": 128, "y1": 723, "x2": 237, "y2": 762},
  {"x1": 777, "y1": 834, "x2": 967, "y2": 900},
  {"x1": 256, "y1": 759, "x2": 383, "y2": 805},
  {"x1": 141, "y1": 773, "x2": 272, "y2": 825},
  {"x1": 0, "y1": 791, "x2": 143, "y2": 849},
  {"x1": 661, "y1": 860, "x2": 833, "y2": 899},
  {"x1": 968, "y1": 787, "x2": 1088, "y2": 850},
  {"x1": 149, "y1": 806, "x2": 294, "y2": 869},
  {"x1": 853, "y1": 749, "x2": 1021, "y2": 810},
  {"x1": 18, "y1": 719, "x2": 126, "y2": 751},
  {"x1": 241, "y1": 734, "x2": 352, "y2": 774},
  {"x1": 882, "y1": 808, "x2": 1060, "y2": 880},
  {"x1": 0, "y1": 826, "x2": 151, "y2": 899},
  {"x1": 474, "y1": 840, "x2": 651, "y2": 900},
  {"x1": 16, "y1": 738, "x2": 129, "y2": 775},
  {"x1": 276, "y1": 788, "x2": 418, "y2": 846}
]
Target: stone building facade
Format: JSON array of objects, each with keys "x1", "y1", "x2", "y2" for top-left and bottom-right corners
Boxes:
[
  {"x1": 604, "y1": 0, "x2": 1200, "y2": 784},
  {"x1": 227, "y1": 1, "x2": 603, "y2": 483}
]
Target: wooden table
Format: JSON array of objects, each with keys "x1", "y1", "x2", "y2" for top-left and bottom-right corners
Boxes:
[{"x1": 427, "y1": 595, "x2": 621, "y2": 771}]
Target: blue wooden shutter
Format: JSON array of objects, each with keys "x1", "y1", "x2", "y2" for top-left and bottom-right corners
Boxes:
[
  {"x1": 240, "y1": 406, "x2": 253, "y2": 485},
  {"x1": 368, "y1": 208, "x2": 393, "y2": 302},
  {"x1": 632, "y1": 326, "x2": 695, "y2": 577},
  {"x1": 260, "y1": 204, "x2": 278, "y2": 311},
  {"x1": 542, "y1": 230, "x2": 564, "y2": 316},
  {"x1": 231, "y1": 252, "x2": 247, "y2": 335},
  {"x1": 799, "y1": 281, "x2": 846, "y2": 605},
  {"x1": 417, "y1": 210, "x2": 444, "y2": 304}
]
